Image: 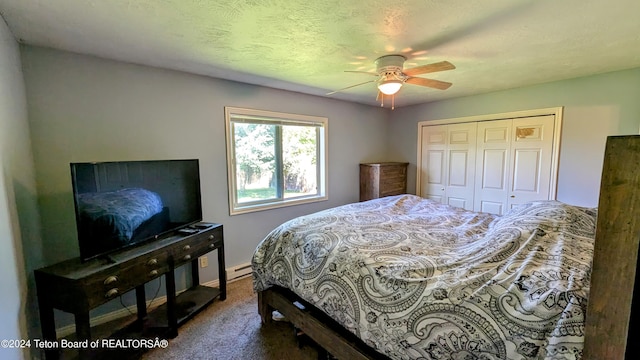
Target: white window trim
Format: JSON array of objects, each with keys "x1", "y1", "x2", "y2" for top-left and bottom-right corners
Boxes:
[{"x1": 224, "y1": 107, "x2": 328, "y2": 215}]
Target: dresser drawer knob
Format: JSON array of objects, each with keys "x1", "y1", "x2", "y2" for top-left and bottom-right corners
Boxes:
[
  {"x1": 183, "y1": 245, "x2": 191, "y2": 251},
  {"x1": 103, "y1": 276, "x2": 118, "y2": 285},
  {"x1": 149, "y1": 270, "x2": 158, "y2": 277},
  {"x1": 208, "y1": 235, "x2": 215, "y2": 240},
  {"x1": 105, "y1": 288, "x2": 119, "y2": 298},
  {"x1": 147, "y1": 258, "x2": 158, "y2": 266},
  {"x1": 209, "y1": 243, "x2": 216, "y2": 249},
  {"x1": 183, "y1": 254, "x2": 191, "y2": 261}
]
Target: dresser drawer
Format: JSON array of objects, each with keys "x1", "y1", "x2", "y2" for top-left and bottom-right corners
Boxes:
[
  {"x1": 172, "y1": 228, "x2": 223, "y2": 266},
  {"x1": 380, "y1": 182, "x2": 405, "y2": 194},
  {"x1": 381, "y1": 177, "x2": 405, "y2": 188},
  {"x1": 84, "y1": 251, "x2": 170, "y2": 307},
  {"x1": 380, "y1": 165, "x2": 407, "y2": 178}
]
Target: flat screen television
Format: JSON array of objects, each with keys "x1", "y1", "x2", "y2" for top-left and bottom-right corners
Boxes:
[{"x1": 70, "y1": 159, "x2": 203, "y2": 262}]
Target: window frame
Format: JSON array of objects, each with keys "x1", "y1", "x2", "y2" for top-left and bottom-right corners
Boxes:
[{"x1": 224, "y1": 107, "x2": 328, "y2": 215}]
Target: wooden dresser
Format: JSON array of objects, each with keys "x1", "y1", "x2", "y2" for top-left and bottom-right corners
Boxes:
[{"x1": 359, "y1": 162, "x2": 409, "y2": 201}]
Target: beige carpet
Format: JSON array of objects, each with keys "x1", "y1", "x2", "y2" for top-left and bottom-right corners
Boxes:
[{"x1": 141, "y1": 277, "x2": 320, "y2": 360}]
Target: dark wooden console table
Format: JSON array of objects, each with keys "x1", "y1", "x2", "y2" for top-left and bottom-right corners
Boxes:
[{"x1": 34, "y1": 223, "x2": 226, "y2": 360}]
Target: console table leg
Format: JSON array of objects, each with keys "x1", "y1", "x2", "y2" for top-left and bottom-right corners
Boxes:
[
  {"x1": 165, "y1": 270, "x2": 178, "y2": 338},
  {"x1": 191, "y1": 259, "x2": 200, "y2": 288},
  {"x1": 38, "y1": 299, "x2": 58, "y2": 360},
  {"x1": 135, "y1": 285, "x2": 147, "y2": 323},
  {"x1": 75, "y1": 312, "x2": 91, "y2": 360},
  {"x1": 217, "y1": 242, "x2": 227, "y2": 300}
]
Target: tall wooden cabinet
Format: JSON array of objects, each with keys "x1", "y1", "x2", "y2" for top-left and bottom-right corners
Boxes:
[{"x1": 359, "y1": 162, "x2": 409, "y2": 201}]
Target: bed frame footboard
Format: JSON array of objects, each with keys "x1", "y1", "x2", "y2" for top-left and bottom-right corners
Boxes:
[{"x1": 257, "y1": 287, "x2": 390, "y2": 360}]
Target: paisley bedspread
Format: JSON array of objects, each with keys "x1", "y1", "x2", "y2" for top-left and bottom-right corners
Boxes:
[{"x1": 252, "y1": 194, "x2": 597, "y2": 360}]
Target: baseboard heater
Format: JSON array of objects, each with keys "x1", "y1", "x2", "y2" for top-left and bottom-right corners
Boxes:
[{"x1": 228, "y1": 262, "x2": 253, "y2": 281}]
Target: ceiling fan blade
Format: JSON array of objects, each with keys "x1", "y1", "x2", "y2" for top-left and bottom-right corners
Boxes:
[
  {"x1": 344, "y1": 70, "x2": 379, "y2": 76},
  {"x1": 405, "y1": 76, "x2": 453, "y2": 90},
  {"x1": 326, "y1": 80, "x2": 376, "y2": 95},
  {"x1": 403, "y1": 61, "x2": 456, "y2": 76}
]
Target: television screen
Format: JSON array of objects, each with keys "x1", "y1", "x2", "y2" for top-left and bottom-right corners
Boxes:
[{"x1": 71, "y1": 159, "x2": 202, "y2": 262}]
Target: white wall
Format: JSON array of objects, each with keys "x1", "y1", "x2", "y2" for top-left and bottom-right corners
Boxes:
[
  {"x1": 20, "y1": 46, "x2": 391, "y2": 294},
  {"x1": 388, "y1": 68, "x2": 640, "y2": 207},
  {"x1": 0, "y1": 16, "x2": 41, "y2": 360}
]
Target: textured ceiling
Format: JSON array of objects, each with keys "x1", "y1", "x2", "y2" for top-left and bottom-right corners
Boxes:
[{"x1": 1, "y1": 0, "x2": 640, "y2": 107}]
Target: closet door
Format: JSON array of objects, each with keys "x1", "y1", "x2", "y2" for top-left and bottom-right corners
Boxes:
[
  {"x1": 508, "y1": 115, "x2": 555, "y2": 208},
  {"x1": 474, "y1": 119, "x2": 512, "y2": 215},
  {"x1": 419, "y1": 123, "x2": 477, "y2": 209},
  {"x1": 474, "y1": 115, "x2": 556, "y2": 214},
  {"x1": 420, "y1": 125, "x2": 447, "y2": 203}
]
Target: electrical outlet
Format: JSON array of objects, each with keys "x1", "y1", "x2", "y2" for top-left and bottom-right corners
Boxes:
[{"x1": 200, "y1": 256, "x2": 208, "y2": 268}]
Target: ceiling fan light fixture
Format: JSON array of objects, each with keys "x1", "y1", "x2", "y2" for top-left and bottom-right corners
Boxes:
[{"x1": 378, "y1": 79, "x2": 403, "y2": 95}]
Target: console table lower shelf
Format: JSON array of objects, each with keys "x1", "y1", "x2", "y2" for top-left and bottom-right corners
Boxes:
[
  {"x1": 88, "y1": 285, "x2": 222, "y2": 360},
  {"x1": 34, "y1": 223, "x2": 226, "y2": 360},
  {"x1": 154, "y1": 285, "x2": 223, "y2": 329}
]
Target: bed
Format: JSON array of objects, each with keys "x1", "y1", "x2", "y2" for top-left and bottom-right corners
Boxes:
[{"x1": 253, "y1": 193, "x2": 597, "y2": 360}]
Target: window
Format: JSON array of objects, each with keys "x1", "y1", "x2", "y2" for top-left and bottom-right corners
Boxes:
[{"x1": 225, "y1": 107, "x2": 328, "y2": 215}]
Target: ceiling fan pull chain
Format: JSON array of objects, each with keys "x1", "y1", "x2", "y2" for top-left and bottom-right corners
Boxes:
[{"x1": 392, "y1": 94, "x2": 395, "y2": 110}]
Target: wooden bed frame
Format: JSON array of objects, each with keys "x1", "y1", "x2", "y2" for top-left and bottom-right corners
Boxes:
[
  {"x1": 257, "y1": 135, "x2": 640, "y2": 360},
  {"x1": 583, "y1": 135, "x2": 640, "y2": 359},
  {"x1": 258, "y1": 286, "x2": 391, "y2": 360}
]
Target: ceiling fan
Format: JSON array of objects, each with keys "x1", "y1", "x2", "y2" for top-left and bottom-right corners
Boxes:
[{"x1": 326, "y1": 55, "x2": 455, "y2": 109}]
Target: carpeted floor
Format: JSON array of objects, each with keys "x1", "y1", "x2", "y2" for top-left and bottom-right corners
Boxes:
[{"x1": 141, "y1": 277, "x2": 320, "y2": 360}]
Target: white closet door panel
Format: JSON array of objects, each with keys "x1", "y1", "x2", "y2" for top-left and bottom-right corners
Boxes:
[
  {"x1": 512, "y1": 149, "x2": 541, "y2": 192},
  {"x1": 474, "y1": 119, "x2": 512, "y2": 214},
  {"x1": 449, "y1": 128, "x2": 472, "y2": 144},
  {"x1": 479, "y1": 201, "x2": 503, "y2": 215},
  {"x1": 425, "y1": 149, "x2": 446, "y2": 202},
  {"x1": 448, "y1": 151, "x2": 469, "y2": 186},
  {"x1": 420, "y1": 125, "x2": 447, "y2": 202},
  {"x1": 445, "y1": 122, "x2": 477, "y2": 210},
  {"x1": 480, "y1": 149, "x2": 508, "y2": 189},
  {"x1": 508, "y1": 115, "x2": 555, "y2": 207},
  {"x1": 428, "y1": 150, "x2": 445, "y2": 184},
  {"x1": 427, "y1": 129, "x2": 447, "y2": 145},
  {"x1": 426, "y1": 195, "x2": 443, "y2": 202},
  {"x1": 483, "y1": 127, "x2": 510, "y2": 143},
  {"x1": 448, "y1": 197, "x2": 468, "y2": 209},
  {"x1": 445, "y1": 150, "x2": 475, "y2": 209}
]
